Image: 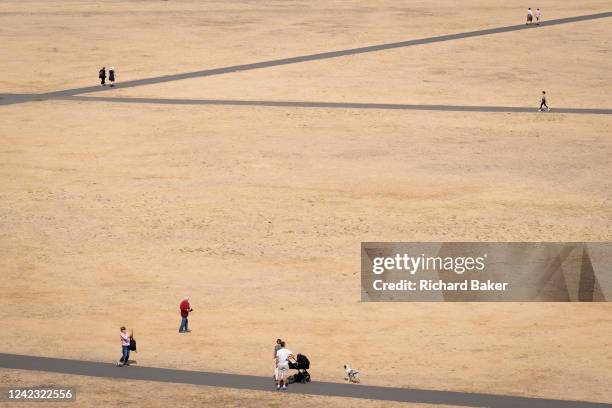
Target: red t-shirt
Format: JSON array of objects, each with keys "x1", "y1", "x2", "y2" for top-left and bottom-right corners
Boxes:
[{"x1": 180, "y1": 300, "x2": 190, "y2": 317}]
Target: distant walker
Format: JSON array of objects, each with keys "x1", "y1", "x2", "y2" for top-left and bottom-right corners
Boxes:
[
  {"x1": 98, "y1": 67, "x2": 106, "y2": 86},
  {"x1": 179, "y1": 297, "x2": 193, "y2": 333},
  {"x1": 538, "y1": 91, "x2": 551, "y2": 112},
  {"x1": 109, "y1": 67, "x2": 116, "y2": 87}
]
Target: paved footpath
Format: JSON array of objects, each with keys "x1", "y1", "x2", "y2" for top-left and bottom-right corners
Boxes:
[
  {"x1": 1, "y1": 11, "x2": 611, "y2": 107},
  {"x1": 60, "y1": 95, "x2": 612, "y2": 115},
  {"x1": 1, "y1": 353, "x2": 611, "y2": 408}
]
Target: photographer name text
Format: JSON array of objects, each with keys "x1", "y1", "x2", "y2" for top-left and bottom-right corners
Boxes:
[{"x1": 371, "y1": 253, "x2": 508, "y2": 292}]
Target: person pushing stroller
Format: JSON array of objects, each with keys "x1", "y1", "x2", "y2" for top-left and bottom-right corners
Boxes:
[{"x1": 275, "y1": 341, "x2": 295, "y2": 391}]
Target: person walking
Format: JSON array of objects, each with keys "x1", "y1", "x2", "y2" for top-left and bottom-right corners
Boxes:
[
  {"x1": 535, "y1": 8, "x2": 542, "y2": 25},
  {"x1": 538, "y1": 91, "x2": 550, "y2": 112},
  {"x1": 99, "y1": 66, "x2": 107, "y2": 86},
  {"x1": 109, "y1": 67, "x2": 116, "y2": 87},
  {"x1": 117, "y1": 326, "x2": 132, "y2": 366},
  {"x1": 275, "y1": 341, "x2": 295, "y2": 391},
  {"x1": 273, "y1": 339, "x2": 283, "y2": 378},
  {"x1": 526, "y1": 8, "x2": 533, "y2": 25},
  {"x1": 179, "y1": 297, "x2": 193, "y2": 333}
]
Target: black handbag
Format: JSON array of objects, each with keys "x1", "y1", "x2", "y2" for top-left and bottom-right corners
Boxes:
[{"x1": 129, "y1": 337, "x2": 137, "y2": 352}]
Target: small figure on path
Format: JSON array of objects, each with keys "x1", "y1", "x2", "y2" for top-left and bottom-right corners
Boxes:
[
  {"x1": 538, "y1": 91, "x2": 550, "y2": 112},
  {"x1": 273, "y1": 338, "x2": 283, "y2": 379},
  {"x1": 275, "y1": 341, "x2": 295, "y2": 391},
  {"x1": 109, "y1": 67, "x2": 115, "y2": 87},
  {"x1": 99, "y1": 66, "x2": 106, "y2": 86},
  {"x1": 117, "y1": 326, "x2": 133, "y2": 366},
  {"x1": 526, "y1": 8, "x2": 533, "y2": 25}
]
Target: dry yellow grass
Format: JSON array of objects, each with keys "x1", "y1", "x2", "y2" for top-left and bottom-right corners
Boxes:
[{"x1": 1, "y1": 1, "x2": 611, "y2": 406}]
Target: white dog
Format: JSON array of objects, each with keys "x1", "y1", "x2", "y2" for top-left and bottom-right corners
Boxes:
[{"x1": 344, "y1": 364, "x2": 360, "y2": 383}]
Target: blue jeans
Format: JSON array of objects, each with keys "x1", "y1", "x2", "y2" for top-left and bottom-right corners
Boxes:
[
  {"x1": 179, "y1": 317, "x2": 189, "y2": 332},
  {"x1": 121, "y1": 345, "x2": 130, "y2": 365}
]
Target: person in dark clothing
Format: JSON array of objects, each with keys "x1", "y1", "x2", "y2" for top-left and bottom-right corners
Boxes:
[
  {"x1": 99, "y1": 67, "x2": 106, "y2": 86},
  {"x1": 109, "y1": 67, "x2": 115, "y2": 87},
  {"x1": 539, "y1": 91, "x2": 550, "y2": 112}
]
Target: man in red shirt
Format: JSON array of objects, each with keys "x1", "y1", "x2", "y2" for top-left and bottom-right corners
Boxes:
[{"x1": 179, "y1": 297, "x2": 193, "y2": 333}]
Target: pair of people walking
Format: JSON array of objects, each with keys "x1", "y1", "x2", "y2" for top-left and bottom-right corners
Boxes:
[
  {"x1": 526, "y1": 8, "x2": 542, "y2": 25},
  {"x1": 98, "y1": 66, "x2": 116, "y2": 87}
]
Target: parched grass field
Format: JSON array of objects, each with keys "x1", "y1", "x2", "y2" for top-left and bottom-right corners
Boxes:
[{"x1": 1, "y1": 1, "x2": 611, "y2": 406}]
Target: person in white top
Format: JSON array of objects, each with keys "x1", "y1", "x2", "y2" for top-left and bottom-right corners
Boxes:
[
  {"x1": 526, "y1": 8, "x2": 533, "y2": 25},
  {"x1": 275, "y1": 341, "x2": 295, "y2": 390}
]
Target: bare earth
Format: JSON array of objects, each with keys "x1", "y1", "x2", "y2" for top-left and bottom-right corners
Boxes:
[{"x1": 1, "y1": 1, "x2": 611, "y2": 407}]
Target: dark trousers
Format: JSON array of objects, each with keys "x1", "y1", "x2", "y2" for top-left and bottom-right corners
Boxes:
[
  {"x1": 540, "y1": 101, "x2": 548, "y2": 109},
  {"x1": 100, "y1": 77, "x2": 106, "y2": 85}
]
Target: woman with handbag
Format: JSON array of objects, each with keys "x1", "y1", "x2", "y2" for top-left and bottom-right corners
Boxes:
[{"x1": 117, "y1": 326, "x2": 133, "y2": 367}]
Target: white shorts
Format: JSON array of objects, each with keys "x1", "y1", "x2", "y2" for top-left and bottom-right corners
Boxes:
[{"x1": 276, "y1": 362, "x2": 289, "y2": 379}]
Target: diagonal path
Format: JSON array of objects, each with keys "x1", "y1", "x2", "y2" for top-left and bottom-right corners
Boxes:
[
  {"x1": 1, "y1": 11, "x2": 611, "y2": 106},
  {"x1": 1, "y1": 353, "x2": 611, "y2": 408},
  {"x1": 58, "y1": 95, "x2": 612, "y2": 115}
]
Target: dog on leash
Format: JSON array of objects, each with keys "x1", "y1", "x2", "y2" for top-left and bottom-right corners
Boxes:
[{"x1": 344, "y1": 364, "x2": 360, "y2": 383}]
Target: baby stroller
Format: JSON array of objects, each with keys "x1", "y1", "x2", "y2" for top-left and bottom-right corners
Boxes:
[{"x1": 287, "y1": 354, "x2": 311, "y2": 384}]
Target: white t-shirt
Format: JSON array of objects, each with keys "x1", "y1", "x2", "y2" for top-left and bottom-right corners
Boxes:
[
  {"x1": 276, "y1": 348, "x2": 293, "y2": 365},
  {"x1": 527, "y1": 9, "x2": 533, "y2": 16}
]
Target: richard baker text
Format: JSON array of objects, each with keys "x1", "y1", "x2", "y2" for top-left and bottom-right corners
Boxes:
[{"x1": 372, "y1": 279, "x2": 509, "y2": 291}]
